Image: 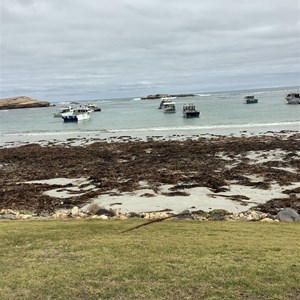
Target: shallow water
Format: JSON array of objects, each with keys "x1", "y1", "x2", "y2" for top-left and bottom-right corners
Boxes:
[{"x1": 1, "y1": 86, "x2": 299, "y2": 145}]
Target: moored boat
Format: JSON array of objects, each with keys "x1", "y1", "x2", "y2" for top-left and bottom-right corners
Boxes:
[
  {"x1": 53, "y1": 106, "x2": 73, "y2": 117},
  {"x1": 158, "y1": 97, "x2": 176, "y2": 109},
  {"x1": 162, "y1": 101, "x2": 176, "y2": 113},
  {"x1": 86, "y1": 104, "x2": 101, "y2": 112},
  {"x1": 285, "y1": 93, "x2": 300, "y2": 104},
  {"x1": 62, "y1": 107, "x2": 90, "y2": 122},
  {"x1": 182, "y1": 103, "x2": 200, "y2": 118},
  {"x1": 244, "y1": 96, "x2": 258, "y2": 104}
]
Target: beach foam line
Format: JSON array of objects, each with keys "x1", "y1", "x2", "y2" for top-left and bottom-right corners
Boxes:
[
  {"x1": 106, "y1": 121, "x2": 300, "y2": 133},
  {"x1": 1, "y1": 121, "x2": 299, "y2": 137},
  {"x1": 195, "y1": 94, "x2": 212, "y2": 97},
  {"x1": 1, "y1": 130, "x2": 109, "y2": 137}
]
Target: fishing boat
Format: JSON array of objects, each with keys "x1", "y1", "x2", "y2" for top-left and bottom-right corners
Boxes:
[
  {"x1": 85, "y1": 104, "x2": 101, "y2": 112},
  {"x1": 62, "y1": 107, "x2": 90, "y2": 122},
  {"x1": 53, "y1": 106, "x2": 73, "y2": 117},
  {"x1": 244, "y1": 95, "x2": 258, "y2": 104},
  {"x1": 182, "y1": 104, "x2": 200, "y2": 118},
  {"x1": 162, "y1": 101, "x2": 176, "y2": 113},
  {"x1": 158, "y1": 97, "x2": 176, "y2": 109},
  {"x1": 285, "y1": 93, "x2": 300, "y2": 104}
]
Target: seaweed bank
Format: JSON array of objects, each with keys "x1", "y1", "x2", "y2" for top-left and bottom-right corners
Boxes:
[{"x1": 0, "y1": 131, "x2": 299, "y2": 221}]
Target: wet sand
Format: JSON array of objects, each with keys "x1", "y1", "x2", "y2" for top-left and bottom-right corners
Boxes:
[{"x1": 0, "y1": 132, "x2": 299, "y2": 215}]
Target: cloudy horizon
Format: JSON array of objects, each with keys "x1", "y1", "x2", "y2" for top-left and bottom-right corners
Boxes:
[{"x1": 1, "y1": 0, "x2": 300, "y2": 101}]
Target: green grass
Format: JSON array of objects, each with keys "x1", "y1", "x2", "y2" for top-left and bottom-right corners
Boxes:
[{"x1": 0, "y1": 219, "x2": 299, "y2": 299}]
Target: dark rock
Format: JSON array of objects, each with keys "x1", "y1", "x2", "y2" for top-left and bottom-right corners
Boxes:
[
  {"x1": 127, "y1": 212, "x2": 142, "y2": 218},
  {"x1": 95, "y1": 208, "x2": 116, "y2": 217},
  {"x1": 208, "y1": 209, "x2": 230, "y2": 221},
  {"x1": 175, "y1": 213, "x2": 195, "y2": 220}
]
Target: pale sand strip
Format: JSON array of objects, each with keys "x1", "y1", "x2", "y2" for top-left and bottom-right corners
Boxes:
[
  {"x1": 87, "y1": 182, "x2": 299, "y2": 214},
  {"x1": 23, "y1": 177, "x2": 300, "y2": 214}
]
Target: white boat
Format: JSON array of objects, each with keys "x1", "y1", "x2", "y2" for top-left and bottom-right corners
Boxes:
[
  {"x1": 62, "y1": 107, "x2": 90, "y2": 122},
  {"x1": 182, "y1": 103, "x2": 200, "y2": 118},
  {"x1": 285, "y1": 93, "x2": 300, "y2": 104},
  {"x1": 85, "y1": 104, "x2": 101, "y2": 112},
  {"x1": 158, "y1": 97, "x2": 176, "y2": 109},
  {"x1": 53, "y1": 106, "x2": 73, "y2": 117},
  {"x1": 162, "y1": 101, "x2": 176, "y2": 113}
]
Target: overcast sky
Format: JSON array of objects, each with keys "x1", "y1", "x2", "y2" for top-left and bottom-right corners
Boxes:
[{"x1": 1, "y1": 0, "x2": 300, "y2": 100}]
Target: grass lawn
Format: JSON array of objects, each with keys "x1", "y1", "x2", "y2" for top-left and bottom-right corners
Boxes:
[{"x1": 0, "y1": 219, "x2": 299, "y2": 299}]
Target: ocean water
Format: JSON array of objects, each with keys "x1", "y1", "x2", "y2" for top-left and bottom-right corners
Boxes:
[{"x1": 0, "y1": 87, "x2": 299, "y2": 146}]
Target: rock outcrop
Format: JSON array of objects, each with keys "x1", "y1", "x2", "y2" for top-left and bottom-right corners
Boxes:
[
  {"x1": 141, "y1": 94, "x2": 170, "y2": 100},
  {"x1": 276, "y1": 208, "x2": 300, "y2": 222},
  {"x1": 0, "y1": 96, "x2": 50, "y2": 110},
  {"x1": 141, "y1": 93, "x2": 195, "y2": 100}
]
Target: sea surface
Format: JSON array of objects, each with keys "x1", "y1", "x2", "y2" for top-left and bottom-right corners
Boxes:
[{"x1": 1, "y1": 86, "x2": 299, "y2": 146}]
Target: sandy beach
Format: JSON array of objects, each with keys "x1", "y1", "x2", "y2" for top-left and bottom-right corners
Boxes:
[{"x1": 1, "y1": 131, "x2": 299, "y2": 217}]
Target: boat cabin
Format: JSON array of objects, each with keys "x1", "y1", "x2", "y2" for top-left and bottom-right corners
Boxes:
[
  {"x1": 183, "y1": 104, "x2": 196, "y2": 111},
  {"x1": 286, "y1": 93, "x2": 300, "y2": 99}
]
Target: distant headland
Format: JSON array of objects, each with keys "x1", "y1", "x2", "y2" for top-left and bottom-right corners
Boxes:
[
  {"x1": 0, "y1": 96, "x2": 50, "y2": 110},
  {"x1": 141, "y1": 93, "x2": 195, "y2": 100}
]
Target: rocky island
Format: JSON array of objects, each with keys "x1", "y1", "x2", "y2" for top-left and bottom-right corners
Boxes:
[
  {"x1": 141, "y1": 93, "x2": 195, "y2": 100},
  {"x1": 0, "y1": 96, "x2": 50, "y2": 110}
]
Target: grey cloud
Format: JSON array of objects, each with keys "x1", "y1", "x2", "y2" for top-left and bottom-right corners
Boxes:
[{"x1": 1, "y1": 0, "x2": 299, "y2": 100}]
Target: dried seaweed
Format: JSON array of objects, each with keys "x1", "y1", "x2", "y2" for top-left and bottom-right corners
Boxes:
[{"x1": 1, "y1": 134, "x2": 299, "y2": 214}]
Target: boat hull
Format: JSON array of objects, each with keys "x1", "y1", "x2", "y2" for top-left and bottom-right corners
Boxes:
[
  {"x1": 62, "y1": 116, "x2": 79, "y2": 122},
  {"x1": 164, "y1": 109, "x2": 176, "y2": 113},
  {"x1": 286, "y1": 100, "x2": 300, "y2": 104},
  {"x1": 62, "y1": 112, "x2": 90, "y2": 122},
  {"x1": 245, "y1": 99, "x2": 258, "y2": 104},
  {"x1": 183, "y1": 111, "x2": 200, "y2": 118}
]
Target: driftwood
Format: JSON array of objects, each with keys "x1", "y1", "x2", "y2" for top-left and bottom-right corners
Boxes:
[{"x1": 121, "y1": 213, "x2": 190, "y2": 233}]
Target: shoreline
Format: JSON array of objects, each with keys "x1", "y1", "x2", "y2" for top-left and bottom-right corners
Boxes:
[
  {"x1": 1, "y1": 124, "x2": 299, "y2": 148},
  {"x1": 1, "y1": 132, "x2": 299, "y2": 220}
]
